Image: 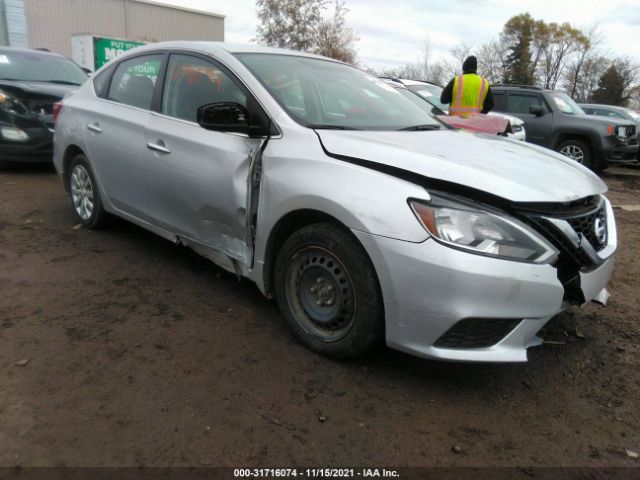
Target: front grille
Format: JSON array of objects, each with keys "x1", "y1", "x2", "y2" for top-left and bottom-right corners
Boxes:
[
  {"x1": 27, "y1": 100, "x2": 54, "y2": 116},
  {"x1": 618, "y1": 125, "x2": 636, "y2": 138},
  {"x1": 566, "y1": 205, "x2": 607, "y2": 251},
  {"x1": 434, "y1": 318, "x2": 522, "y2": 349}
]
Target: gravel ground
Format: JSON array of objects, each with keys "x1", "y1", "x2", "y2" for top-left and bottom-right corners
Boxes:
[{"x1": 0, "y1": 164, "x2": 639, "y2": 469}]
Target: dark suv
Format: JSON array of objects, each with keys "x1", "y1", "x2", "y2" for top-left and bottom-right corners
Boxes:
[{"x1": 492, "y1": 85, "x2": 639, "y2": 170}]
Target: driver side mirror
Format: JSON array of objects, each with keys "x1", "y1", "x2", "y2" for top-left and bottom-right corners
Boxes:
[
  {"x1": 197, "y1": 102, "x2": 267, "y2": 137},
  {"x1": 529, "y1": 105, "x2": 545, "y2": 117}
]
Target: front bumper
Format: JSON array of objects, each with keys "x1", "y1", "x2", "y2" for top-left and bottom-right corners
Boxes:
[
  {"x1": 0, "y1": 124, "x2": 54, "y2": 163},
  {"x1": 353, "y1": 220, "x2": 615, "y2": 362},
  {"x1": 602, "y1": 142, "x2": 639, "y2": 164}
]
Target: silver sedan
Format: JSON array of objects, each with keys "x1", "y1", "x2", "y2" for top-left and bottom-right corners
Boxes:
[{"x1": 53, "y1": 42, "x2": 616, "y2": 362}]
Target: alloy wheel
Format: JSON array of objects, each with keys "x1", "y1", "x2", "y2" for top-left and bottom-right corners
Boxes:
[
  {"x1": 70, "y1": 164, "x2": 94, "y2": 221},
  {"x1": 559, "y1": 144, "x2": 585, "y2": 164}
]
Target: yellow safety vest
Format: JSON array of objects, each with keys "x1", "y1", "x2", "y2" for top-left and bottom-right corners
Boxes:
[{"x1": 450, "y1": 74, "x2": 489, "y2": 117}]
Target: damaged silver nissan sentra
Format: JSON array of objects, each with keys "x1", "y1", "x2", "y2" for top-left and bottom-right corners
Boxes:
[{"x1": 52, "y1": 42, "x2": 616, "y2": 362}]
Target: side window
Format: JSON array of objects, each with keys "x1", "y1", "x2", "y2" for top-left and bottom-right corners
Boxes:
[
  {"x1": 507, "y1": 94, "x2": 543, "y2": 115},
  {"x1": 107, "y1": 54, "x2": 162, "y2": 109},
  {"x1": 493, "y1": 92, "x2": 507, "y2": 111},
  {"x1": 92, "y1": 65, "x2": 113, "y2": 98},
  {"x1": 601, "y1": 110, "x2": 624, "y2": 119},
  {"x1": 582, "y1": 107, "x2": 594, "y2": 114},
  {"x1": 162, "y1": 54, "x2": 247, "y2": 122}
]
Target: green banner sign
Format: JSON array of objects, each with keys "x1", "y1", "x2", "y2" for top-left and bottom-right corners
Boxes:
[{"x1": 94, "y1": 37, "x2": 146, "y2": 69}]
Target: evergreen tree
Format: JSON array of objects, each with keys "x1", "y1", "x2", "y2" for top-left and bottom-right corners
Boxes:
[
  {"x1": 502, "y1": 14, "x2": 535, "y2": 85},
  {"x1": 591, "y1": 65, "x2": 625, "y2": 105}
]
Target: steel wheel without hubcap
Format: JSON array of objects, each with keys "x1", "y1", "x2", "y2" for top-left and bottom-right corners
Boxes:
[
  {"x1": 70, "y1": 164, "x2": 94, "y2": 221},
  {"x1": 285, "y1": 246, "x2": 356, "y2": 342},
  {"x1": 559, "y1": 144, "x2": 585, "y2": 164}
]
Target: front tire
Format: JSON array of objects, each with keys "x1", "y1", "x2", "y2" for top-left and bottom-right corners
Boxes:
[
  {"x1": 556, "y1": 139, "x2": 593, "y2": 169},
  {"x1": 68, "y1": 154, "x2": 108, "y2": 229},
  {"x1": 274, "y1": 223, "x2": 384, "y2": 359}
]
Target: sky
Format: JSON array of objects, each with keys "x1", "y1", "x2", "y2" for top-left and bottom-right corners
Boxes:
[{"x1": 153, "y1": 0, "x2": 640, "y2": 69}]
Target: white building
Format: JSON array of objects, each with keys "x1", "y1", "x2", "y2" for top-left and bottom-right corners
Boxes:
[{"x1": 0, "y1": 0, "x2": 224, "y2": 57}]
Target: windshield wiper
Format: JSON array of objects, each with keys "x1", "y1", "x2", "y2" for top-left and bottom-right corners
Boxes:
[
  {"x1": 46, "y1": 80, "x2": 82, "y2": 85},
  {"x1": 397, "y1": 124, "x2": 441, "y2": 131},
  {"x1": 306, "y1": 124, "x2": 359, "y2": 130}
]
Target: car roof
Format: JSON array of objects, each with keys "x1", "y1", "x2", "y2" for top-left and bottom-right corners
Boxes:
[
  {"x1": 128, "y1": 41, "x2": 335, "y2": 62},
  {"x1": 492, "y1": 85, "x2": 548, "y2": 91},
  {"x1": 0, "y1": 46, "x2": 67, "y2": 58},
  {"x1": 579, "y1": 103, "x2": 628, "y2": 112}
]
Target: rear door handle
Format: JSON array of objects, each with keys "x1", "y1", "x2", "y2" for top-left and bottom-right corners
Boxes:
[
  {"x1": 147, "y1": 141, "x2": 171, "y2": 154},
  {"x1": 87, "y1": 123, "x2": 102, "y2": 133}
]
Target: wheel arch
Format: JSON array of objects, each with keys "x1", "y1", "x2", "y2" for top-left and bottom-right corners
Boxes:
[
  {"x1": 262, "y1": 209, "x2": 372, "y2": 297},
  {"x1": 61, "y1": 144, "x2": 86, "y2": 192},
  {"x1": 553, "y1": 129, "x2": 601, "y2": 154}
]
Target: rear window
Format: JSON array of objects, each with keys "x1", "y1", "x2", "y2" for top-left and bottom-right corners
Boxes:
[
  {"x1": 0, "y1": 50, "x2": 87, "y2": 85},
  {"x1": 107, "y1": 55, "x2": 162, "y2": 109},
  {"x1": 92, "y1": 65, "x2": 114, "y2": 98}
]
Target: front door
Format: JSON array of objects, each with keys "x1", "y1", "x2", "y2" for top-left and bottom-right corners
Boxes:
[
  {"x1": 506, "y1": 93, "x2": 553, "y2": 146},
  {"x1": 144, "y1": 53, "x2": 263, "y2": 264}
]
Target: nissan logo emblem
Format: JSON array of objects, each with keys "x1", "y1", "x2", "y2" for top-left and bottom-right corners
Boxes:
[{"x1": 594, "y1": 217, "x2": 607, "y2": 244}]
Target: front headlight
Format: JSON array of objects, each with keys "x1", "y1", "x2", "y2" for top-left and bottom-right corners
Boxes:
[
  {"x1": 410, "y1": 197, "x2": 558, "y2": 264},
  {"x1": 0, "y1": 88, "x2": 27, "y2": 114}
]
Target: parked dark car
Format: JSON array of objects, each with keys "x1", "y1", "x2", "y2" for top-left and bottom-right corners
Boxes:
[
  {"x1": 0, "y1": 47, "x2": 87, "y2": 166},
  {"x1": 580, "y1": 103, "x2": 640, "y2": 160},
  {"x1": 492, "y1": 85, "x2": 639, "y2": 170}
]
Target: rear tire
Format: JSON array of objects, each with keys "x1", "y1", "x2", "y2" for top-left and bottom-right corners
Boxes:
[
  {"x1": 274, "y1": 223, "x2": 384, "y2": 359},
  {"x1": 556, "y1": 139, "x2": 593, "y2": 169},
  {"x1": 67, "y1": 154, "x2": 108, "y2": 229}
]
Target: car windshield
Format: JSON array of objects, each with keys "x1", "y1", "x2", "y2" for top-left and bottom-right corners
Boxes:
[
  {"x1": 406, "y1": 84, "x2": 449, "y2": 112},
  {"x1": 235, "y1": 53, "x2": 441, "y2": 130},
  {"x1": 550, "y1": 93, "x2": 585, "y2": 115},
  {"x1": 0, "y1": 50, "x2": 87, "y2": 85}
]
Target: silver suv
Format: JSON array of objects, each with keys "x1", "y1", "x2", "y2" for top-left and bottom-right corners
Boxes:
[{"x1": 53, "y1": 42, "x2": 616, "y2": 362}]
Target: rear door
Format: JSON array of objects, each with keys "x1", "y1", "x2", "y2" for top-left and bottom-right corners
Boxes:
[
  {"x1": 504, "y1": 93, "x2": 553, "y2": 146},
  {"x1": 83, "y1": 53, "x2": 163, "y2": 219},
  {"x1": 143, "y1": 52, "x2": 264, "y2": 263}
]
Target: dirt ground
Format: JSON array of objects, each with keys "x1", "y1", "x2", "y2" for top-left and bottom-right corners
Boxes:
[{"x1": 0, "y1": 163, "x2": 639, "y2": 469}]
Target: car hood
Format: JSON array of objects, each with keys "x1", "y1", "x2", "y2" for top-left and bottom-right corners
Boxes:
[
  {"x1": 565, "y1": 112, "x2": 634, "y2": 128},
  {"x1": 0, "y1": 80, "x2": 79, "y2": 98},
  {"x1": 488, "y1": 111, "x2": 524, "y2": 126},
  {"x1": 316, "y1": 129, "x2": 607, "y2": 203}
]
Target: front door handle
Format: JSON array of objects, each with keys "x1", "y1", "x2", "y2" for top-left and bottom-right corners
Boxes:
[
  {"x1": 87, "y1": 123, "x2": 102, "y2": 133},
  {"x1": 147, "y1": 141, "x2": 171, "y2": 154}
]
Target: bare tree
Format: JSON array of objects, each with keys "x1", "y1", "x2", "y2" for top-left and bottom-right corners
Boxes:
[
  {"x1": 449, "y1": 41, "x2": 474, "y2": 66},
  {"x1": 255, "y1": 0, "x2": 358, "y2": 63},
  {"x1": 315, "y1": 1, "x2": 358, "y2": 63},
  {"x1": 540, "y1": 22, "x2": 588, "y2": 89},
  {"x1": 476, "y1": 39, "x2": 509, "y2": 84},
  {"x1": 564, "y1": 24, "x2": 602, "y2": 99},
  {"x1": 255, "y1": 0, "x2": 327, "y2": 52}
]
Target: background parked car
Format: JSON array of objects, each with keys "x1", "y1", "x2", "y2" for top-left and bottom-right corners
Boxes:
[
  {"x1": 580, "y1": 103, "x2": 640, "y2": 160},
  {"x1": 492, "y1": 85, "x2": 639, "y2": 170},
  {"x1": 0, "y1": 47, "x2": 87, "y2": 168},
  {"x1": 385, "y1": 77, "x2": 526, "y2": 141}
]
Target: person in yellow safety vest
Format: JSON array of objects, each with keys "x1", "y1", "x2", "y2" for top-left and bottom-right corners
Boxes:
[{"x1": 440, "y1": 56, "x2": 494, "y2": 117}]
